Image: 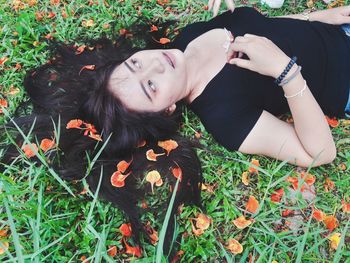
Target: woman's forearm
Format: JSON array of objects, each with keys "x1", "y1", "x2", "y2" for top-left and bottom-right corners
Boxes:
[{"x1": 281, "y1": 64, "x2": 336, "y2": 163}]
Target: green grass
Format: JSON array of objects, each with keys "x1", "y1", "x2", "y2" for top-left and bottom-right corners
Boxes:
[{"x1": 1, "y1": 0, "x2": 350, "y2": 262}]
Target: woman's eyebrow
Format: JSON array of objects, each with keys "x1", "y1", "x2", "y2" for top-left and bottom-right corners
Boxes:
[{"x1": 123, "y1": 61, "x2": 152, "y2": 102}]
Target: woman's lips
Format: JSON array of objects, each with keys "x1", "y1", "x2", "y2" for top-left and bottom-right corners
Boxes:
[{"x1": 163, "y1": 51, "x2": 176, "y2": 69}]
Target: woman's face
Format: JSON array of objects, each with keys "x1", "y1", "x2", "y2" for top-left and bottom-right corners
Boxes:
[{"x1": 108, "y1": 49, "x2": 188, "y2": 112}]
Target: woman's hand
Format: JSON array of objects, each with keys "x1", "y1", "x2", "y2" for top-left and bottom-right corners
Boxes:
[
  {"x1": 207, "y1": 0, "x2": 235, "y2": 17},
  {"x1": 227, "y1": 34, "x2": 291, "y2": 78},
  {"x1": 309, "y1": 5, "x2": 350, "y2": 25}
]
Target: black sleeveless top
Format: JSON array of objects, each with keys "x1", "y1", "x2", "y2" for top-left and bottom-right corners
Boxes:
[{"x1": 172, "y1": 7, "x2": 350, "y2": 151}]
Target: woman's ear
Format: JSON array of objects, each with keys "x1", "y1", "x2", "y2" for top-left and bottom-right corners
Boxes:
[{"x1": 165, "y1": 104, "x2": 177, "y2": 115}]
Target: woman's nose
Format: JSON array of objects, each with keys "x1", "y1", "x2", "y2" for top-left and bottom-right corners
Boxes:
[{"x1": 145, "y1": 58, "x2": 165, "y2": 74}]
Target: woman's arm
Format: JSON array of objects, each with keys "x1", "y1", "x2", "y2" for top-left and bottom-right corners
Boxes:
[
  {"x1": 275, "y1": 5, "x2": 350, "y2": 24},
  {"x1": 227, "y1": 34, "x2": 336, "y2": 167}
]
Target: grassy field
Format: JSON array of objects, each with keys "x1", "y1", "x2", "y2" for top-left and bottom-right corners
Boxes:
[{"x1": 1, "y1": 0, "x2": 350, "y2": 262}]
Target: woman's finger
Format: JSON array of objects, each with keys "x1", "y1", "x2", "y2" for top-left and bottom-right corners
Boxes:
[
  {"x1": 228, "y1": 57, "x2": 251, "y2": 70},
  {"x1": 225, "y1": 0, "x2": 235, "y2": 12}
]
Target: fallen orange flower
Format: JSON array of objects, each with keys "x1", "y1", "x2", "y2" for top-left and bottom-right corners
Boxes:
[
  {"x1": 144, "y1": 221, "x2": 159, "y2": 245},
  {"x1": 287, "y1": 176, "x2": 306, "y2": 191},
  {"x1": 324, "y1": 177, "x2": 335, "y2": 192},
  {"x1": 342, "y1": 200, "x2": 350, "y2": 213},
  {"x1": 325, "y1": 116, "x2": 339, "y2": 128},
  {"x1": 149, "y1": 25, "x2": 158, "y2": 32},
  {"x1": 75, "y1": 45, "x2": 86, "y2": 55},
  {"x1": 110, "y1": 170, "x2": 131, "y2": 188},
  {"x1": 40, "y1": 138, "x2": 56, "y2": 152},
  {"x1": 232, "y1": 215, "x2": 253, "y2": 229},
  {"x1": 146, "y1": 149, "x2": 165, "y2": 161},
  {"x1": 122, "y1": 238, "x2": 142, "y2": 258},
  {"x1": 158, "y1": 139, "x2": 178, "y2": 155},
  {"x1": 47, "y1": 11, "x2": 56, "y2": 19},
  {"x1": 159, "y1": 38, "x2": 170, "y2": 44},
  {"x1": 79, "y1": 64, "x2": 95, "y2": 75},
  {"x1": 145, "y1": 170, "x2": 161, "y2": 193},
  {"x1": 245, "y1": 196, "x2": 259, "y2": 214},
  {"x1": 107, "y1": 245, "x2": 117, "y2": 257},
  {"x1": 117, "y1": 159, "x2": 132, "y2": 174},
  {"x1": 0, "y1": 241, "x2": 9, "y2": 255},
  {"x1": 312, "y1": 209, "x2": 326, "y2": 222},
  {"x1": 21, "y1": 143, "x2": 38, "y2": 158},
  {"x1": 171, "y1": 166, "x2": 182, "y2": 181},
  {"x1": 328, "y1": 233, "x2": 341, "y2": 250},
  {"x1": 119, "y1": 223, "x2": 132, "y2": 237},
  {"x1": 323, "y1": 215, "x2": 338, "y2": 232},
  {"x1": 241, "y1": 171, "x2": 249, "y2": 186},
  {"x1": 301, "y1": 172, "x2": 316, "y2": 185},
  {"x1": 0, "y1": 98, "x2": 8, "y2": 114},
  {"x1": 281, "y1": 209, "x2": 293, "y2": 217},
  {"x1": 0, "y1": 57, "x2": 9, "y2": 66},
  {"x1": 66, "y1": 119, "x2": 83, "y2": 129},
  {"x1": 225, "y1": 238, "x2": 243, "y2": 255},
  {"x1": 271, "y1": 188, "x2": 284, "y2": 203},
  {"x1": 248, "y1": 159, "x2": 260, "y2": 173},
  {"x1": 194, "y1": 213, "x2": 211, "y2": 230}
]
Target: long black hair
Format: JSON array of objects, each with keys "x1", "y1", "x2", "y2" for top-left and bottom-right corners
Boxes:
[{"x1": 0, "y1": 19, "x2": 203, "y2": 255}]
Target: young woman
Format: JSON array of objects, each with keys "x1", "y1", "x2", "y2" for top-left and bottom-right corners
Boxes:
[
  {"x1": 1, "y1": 4, "x2": 349, "y2": 254},
  {"x1": 108, "y1": 6, "x2": 350, "y2": 167}
]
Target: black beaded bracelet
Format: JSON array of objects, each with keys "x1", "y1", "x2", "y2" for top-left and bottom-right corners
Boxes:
[{"x1": 274, "y1": 56, "x2": 297, "y2": 85}]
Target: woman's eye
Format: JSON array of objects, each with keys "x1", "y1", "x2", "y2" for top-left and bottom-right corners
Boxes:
[
  {"x1": 131, "y1": 58, "x2": 141, "y2": 68},
  {"x1": 148, "y1": 80, "x2": 156, "y2": 92}
]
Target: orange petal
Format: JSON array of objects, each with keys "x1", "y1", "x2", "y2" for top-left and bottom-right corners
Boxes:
[
  {"x1": 312, "y1": 209, "x2": 326, "y2": 222},
  {"x1": 21, "y1": 143, "x2": 38, "y2": 158},
  {"x1": 79, "y1": 64, "x2": 95, "y2": 75},
  {"x1": 190, "y1": 219, "x2": 204, "y2": 236},
  {"x1": 122, "y1": 238, "x2": 142, "y2": 258},
  {"x1": 159, "y1": 38, "x2": 170, "y2": 44},
  {"x1": 110, "y1": 171, "x2": 130, "y2": 188},
  {"x1": 119, "y1": 223, "x2": 132, "y2": 237},
  {"x1": 75, "y1": 45, "x2": 86, "y2": 55},
  {"x1": 245, "y1": 196, "x2": 259, "y2": 214},
  {"x1": 146, "y1": 149, "x2": 165, "y2": 161},
  {"x1": 241, "y1": 171, "x2": 250, "y2": 186},
  {"x1": 282, "y1": 209, "x2": 294, "y2": 217},
  {"x1": 155, "y1": 178, "x2": 163, "y2": 187},
  {"x1": 47, "y1": 11, "x2": 56, "y2": 19},
  {"x1": 117, "y1": 158, "x2": 133, "y2": 174},
  {"x1": 158, "y1": 139, "x2": 178, "y2": 156},
  {"x1": 194, "y1": 213, "x2": 211, "y2": 230},
  {"x1": 145, "y1": 170, "x2": 161, "y2": 193},
  {"x1": 325, "y1": 116, "x2": 339, "y2": 128},
  {"x1": 171, "y1": 166, "x2": 182, "y2": 181},
  {"x1": 328, "y1": 233, "x2": 341, "y2": 250},
  {"x1": 40, "y1": 138, "x2": 56, "y2": 152},
  {"x1": 149, "y1": 25, "x2": 158, "y2": 32},
  {"x1": 248, "y1": 159, "x2": 260, "y2": 174},
  {"x1": 324, "y1": 178, "x2": 335, "y2": 192},
  {"x1": 225, "y1": 238, "x2": 243, "y2": 255},
  {"x1": 271, "y1": 188, "x2": 284, "y2": 203},
  {"x1": 0, "y1": 229, "x2": 7, "y2": 237},
  {"x1": 0, "y1": 98, "x2": 8, "y2": 114},
  {"x1": 232, "y1": 215, "x2": 253, "y2": 229},
  {"x1": 323, "y1": 215, "x2": 338, "y2": 231},
  {"x1": 88, "y1": 132, "x2": 102, "y2": 141},
  {"x1": 66, "y1": 119, "x2": 83, "y2": 129},
  {"x1": 144, "y1": 221, "x2": 159, "y2": 245},
  {"x1": 107, "y1": 245, "x2": 117, "y2": 257},
  {"x1": 0, "y1": 241, "x2": 9, "y2": 255},
  {"x1": 0, "y1": 57, "x2": 9, "y2": 66},
  {"x1": 341, "y1": 200, "x2": 350, "y2": 213},
  {"x1": 301, "y1": 172, "x2": 316, "y2": 185}
]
